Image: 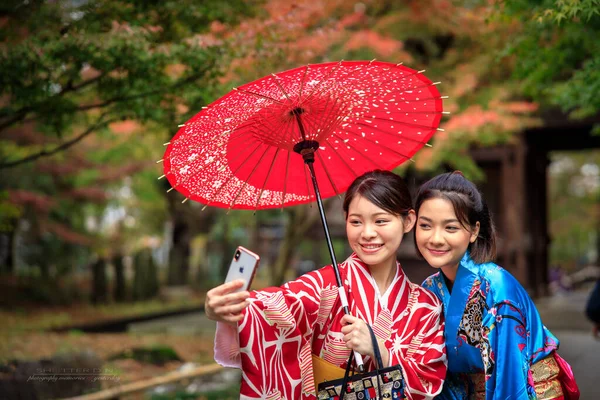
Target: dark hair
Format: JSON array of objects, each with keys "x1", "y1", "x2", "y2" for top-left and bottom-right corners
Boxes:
[
  {"x1": 414, "y1": 171, "x2": 497, "y2": 263},
  {"x1": 343, "y1": 170, "x2": 412, "y2": 217}
]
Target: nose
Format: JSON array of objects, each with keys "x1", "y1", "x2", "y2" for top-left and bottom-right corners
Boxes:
[
  {"x1": 429, "y1": 228, "x2": 444, "y2": 246},
  {"x1": 361, "y1": 222, "x2": 377, "y2": 240}
]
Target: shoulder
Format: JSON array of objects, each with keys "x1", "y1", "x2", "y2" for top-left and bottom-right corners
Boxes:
[
  {"x1": 422, "y1": 271, "x2": 443, "y2": 290},
  {"x1": 476, "y1": 262, "x2": 530, "y2": 303},
  {"x1": 410, "y1": 280, "x2": 443, "y2": 309}
]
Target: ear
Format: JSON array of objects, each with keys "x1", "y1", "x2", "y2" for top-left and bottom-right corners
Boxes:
[
  {"x1": 470, "y1": 221, "x2": 480, "y2": 243},
  {"x1": 403, "y1": 210, "x2": 416, "y2": 233}
]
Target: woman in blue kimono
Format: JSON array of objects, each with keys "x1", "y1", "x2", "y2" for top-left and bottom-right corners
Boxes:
[{"x1": 415, "y1": 171, "x2": 579, "y2": 400}]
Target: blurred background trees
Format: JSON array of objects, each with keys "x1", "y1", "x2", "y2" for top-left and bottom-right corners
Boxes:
[{"x1": 0, "y1": 0, "x2": 598, "y2": 305}]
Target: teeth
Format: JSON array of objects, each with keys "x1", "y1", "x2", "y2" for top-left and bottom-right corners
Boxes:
[{"x1": 362, "y1": 244, "x2": 382, "y2": 249}]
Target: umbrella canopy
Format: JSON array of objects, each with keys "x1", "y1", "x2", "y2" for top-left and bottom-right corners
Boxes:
[{"x1": 162, "y1": 60, "x2": 445, "y2": 210}]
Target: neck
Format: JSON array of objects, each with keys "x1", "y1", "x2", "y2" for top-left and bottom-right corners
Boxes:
[
  {"x1": 441, "y1": 263, "x2": 459, "y2": 283},
  {"x1": 369, "y1": 260, "x2": 397, "y2": 294}
]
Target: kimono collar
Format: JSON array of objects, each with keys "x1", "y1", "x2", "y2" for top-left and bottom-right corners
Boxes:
[
  {"x1": 345, "y1": 253, "x2": 405, "y2": 306},
  {"x1": 459, "y1": 251, "x2": 480, "y2": 275}
]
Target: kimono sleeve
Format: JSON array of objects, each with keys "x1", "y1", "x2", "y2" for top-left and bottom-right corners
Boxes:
[
  {"x1": 388, "y1": 288, "x2": 447, "y2": 400},
  {"x1": 482, "y1": 299, "x2": 532, "y2": 399},
  {"x1": 216, "y1": 266, "x2": 336, "y2": 399}
]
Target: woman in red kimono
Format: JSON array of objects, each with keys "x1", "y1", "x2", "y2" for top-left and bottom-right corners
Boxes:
[{"x1": 206, "y1": 170, "x2": 447, "y2": 399}]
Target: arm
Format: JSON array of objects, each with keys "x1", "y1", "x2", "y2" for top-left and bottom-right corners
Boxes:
[{"x1": 210, "y1": 270, "x2": 328, "y2": 367}]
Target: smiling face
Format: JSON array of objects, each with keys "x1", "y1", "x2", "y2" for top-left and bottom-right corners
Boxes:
[
  {"x1": 346, "y1": 194, "x2": 415, "y2": 272},
  {"x1": 415, "y1": 197, "x2": 479, "y2": 280}
]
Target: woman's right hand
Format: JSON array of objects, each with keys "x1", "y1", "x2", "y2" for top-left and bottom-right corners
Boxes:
[{"x1": 205, "y1": 279, "x2": 250, "y2": 326}]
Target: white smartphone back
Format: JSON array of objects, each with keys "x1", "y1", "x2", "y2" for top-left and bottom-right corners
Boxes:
[{"x1": 224, "y1": 246, "x2": 260, "y2": 292}]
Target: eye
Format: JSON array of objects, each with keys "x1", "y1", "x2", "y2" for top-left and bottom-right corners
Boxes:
[
  {"x1": 375, "y1": 219, "x2": 389, "y2": 225},
  {"x1": 446, "y1": 226, "x2": 460, "y2": 232},
  {"x1": 349, "y1": 220, "x2": 361, "y2": 226},
  {"x1": 418, "y1": 223, "x2": 431, "y2": 230}
]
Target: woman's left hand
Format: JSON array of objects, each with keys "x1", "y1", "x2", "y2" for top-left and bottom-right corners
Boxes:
[{"x1": 341, "y1": 314, "x2": 375, "y2": 357}]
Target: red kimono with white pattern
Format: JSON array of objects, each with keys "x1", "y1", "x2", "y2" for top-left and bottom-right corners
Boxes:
[{"x1": 214, "y1": 254, "x2": 447, "y2": 400}]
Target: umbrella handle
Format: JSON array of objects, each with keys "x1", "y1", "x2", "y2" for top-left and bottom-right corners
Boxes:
[
  {"x1": 298, "y1": 144, "x2": 366, "y2": 373},
  {"x1": 338, "y1": 288, "x2": 365, "y2": 373}
]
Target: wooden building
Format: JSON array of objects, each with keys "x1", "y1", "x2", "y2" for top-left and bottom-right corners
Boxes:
[{"x1": 462, "y1": 120, "x2": 600, "y2": 296}]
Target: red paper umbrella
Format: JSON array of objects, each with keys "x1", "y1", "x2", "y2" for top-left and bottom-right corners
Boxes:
[
  {"x1": 162, "y1": 60, "x2": 445, "y2": 211},
  {"x1": 162, "y1": 60, "x2": 445, "y2": 371}
]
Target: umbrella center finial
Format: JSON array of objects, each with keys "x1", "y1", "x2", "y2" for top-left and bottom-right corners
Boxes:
[{"x1": 290, "y1": 107, "x2": 305, "y2": 116}]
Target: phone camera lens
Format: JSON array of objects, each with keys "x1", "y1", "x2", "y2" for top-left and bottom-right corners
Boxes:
[{"x1": 234, "y1": 250, "x2": 241, "y2": 260}]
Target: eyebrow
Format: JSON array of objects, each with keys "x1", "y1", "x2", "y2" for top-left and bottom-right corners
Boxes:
[
  {"x1": 418, "y1": 216, "x2": 460, "y2": 224},
  {"x1": 348, "y1": 212, "x2": 392, "y2": 218}
]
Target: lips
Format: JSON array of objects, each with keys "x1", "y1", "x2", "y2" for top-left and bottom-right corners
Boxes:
[
  {"x1": 427, "y1": 248, "x2": 449, "y2": 256},
  {"x1": 360, "y1": 243, "x2": 383, "y2": 253}
]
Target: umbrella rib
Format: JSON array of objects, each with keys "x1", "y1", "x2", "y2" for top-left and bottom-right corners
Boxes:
[
  {"x1": 385, "y1": 82, "x2": 441, "y2": 98},
  {"x1": 167, "y1": 129, "x2": 260, "y2": 190},
  {"x1": 315, "y1": 151, "x2": 341, "y2": 197},
  {"x1": 270, "y1": 74, "x2": 293, "y2": 102},
  {"x1": 328, "y1": 132, "x2": 386, "y2": 170},
  {"x1": 280, "y1": 150, "x2": 292, "y2": 209},
  {"x1": 250, "y1": 107, "x2": 298, "y2": 149},
  {"x1": 301, "y1": 93, "x2": 336, "y2": 142},
  {"x1": 351, "y1": 122, "x2": 433, "y2": 146},
  {"x1": 199, "y1": 141, "x2": 265, "y2": 209},
  {"x1": 298, "y1": 65, "x2": 309, "y2": 101},
  {"x1": 228, "y1": 143, "x2": 274, "y2": 209},
  {"x1": 302, "y1": 93, "x2": 351, "y2": 144},
  {"x1": 356, "y1": 118, "x2": 442, "y2": 133},
  {"x1": 254, "y1": 147, "x2": 282, "y2": 211},
  {"x1": 321, "y1": 137, "x2": 360, "y2": 180},
  {"x1": 302, "y1": 60, "x2": 344, "y2": 103},
  {"x1": 354, "y1": 70, "x2": 431, "y2": 101},
  {"x1": 400, "y1": 95, "x2": 448, "y2": 102},
  {"x1": 383, "y1": 110, "x2": 447, "y2": 115},
  {"x1": 340, "y1": 126, "x2": 416, "y2": 161},
  {"x1": 234, "y1": 88, "x2": 284, "y2": 104},
  {"x1": 304, "y1": 60, "x2": 375, "y2": 104}
]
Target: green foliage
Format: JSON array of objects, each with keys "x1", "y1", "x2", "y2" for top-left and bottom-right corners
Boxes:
[
  {"x1": 0, "y1": 0, "x2": 262, "y2": 283},
  {"x1": 492, "y1": 0, "x2": 600, "y2": 118},
  {"x1": 109, "y1": 345, "x2": 181, "y2": 365}
]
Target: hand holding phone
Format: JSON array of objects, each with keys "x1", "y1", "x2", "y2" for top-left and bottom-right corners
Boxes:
[{"x1": 224, "y1": 246, "x2": 261, "y2": 292}]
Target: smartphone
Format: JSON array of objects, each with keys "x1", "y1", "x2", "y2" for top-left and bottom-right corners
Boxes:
[{"x1": 224, "y1": 246, "x2": 261, "y2": 292}]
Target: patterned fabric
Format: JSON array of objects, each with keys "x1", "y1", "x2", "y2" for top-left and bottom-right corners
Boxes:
[
  {"x1": 317, "y1": 365, "x2": 406, "y2": 399},
  {"x1": 215, "y1": 253, "x2": 447, "y2": 400},
  {"x1": 422, "y1": 253, "x2": 579, "y2": 400}
]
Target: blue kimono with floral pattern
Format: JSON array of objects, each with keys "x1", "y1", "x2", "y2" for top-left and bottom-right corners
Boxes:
[{"x1": 422, "y1": 253, "x2": 560, "y2": 400}]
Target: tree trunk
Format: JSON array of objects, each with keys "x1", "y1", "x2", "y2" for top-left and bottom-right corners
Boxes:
[
  {"x1": 218, "y1": 217, "x2": 238, "y2": 282},
  {"x1": 147, "y1": 251, "x2": 159, "y2": 298},
  {"x1": 113, "y1": 253, "x2": 127, "y2": 302},
  {"x1": 133, "y1": 249, "x2": 159, "y2": 300},
  {"x1": 0, "y1": 223, "x2": 17, "y2": 275},
  {"x1": 91, "y1": 258, "x2": 108, "y2": 304},
  {"x1": 168, "y1": 221, "x2": 191, "y2": 285}
]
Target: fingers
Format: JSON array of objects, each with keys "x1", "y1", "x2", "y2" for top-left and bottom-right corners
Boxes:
[
  {"x1": 341, "y1": 314, "x2": 357, "y2": 326},
  {"x1": 205, "y1": 281, "x2": 251, "y2": 323},
  {"x1": 208, "y1": 279, "x2": 246, "y2": 296}
]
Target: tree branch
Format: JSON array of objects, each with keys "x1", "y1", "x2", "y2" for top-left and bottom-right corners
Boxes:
[
  {"x1": 0, "y1": 114, "x2": 115, "y2": 169},
  {"x1": 0, "y1": 73, "x2": 106, "y2": 133},
  {"x1": 75, "y1": 68, "x2": 214, "y2": 112},
  {"x1": 1, "y1": 62, "x2": 213, "y2": 132}
]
